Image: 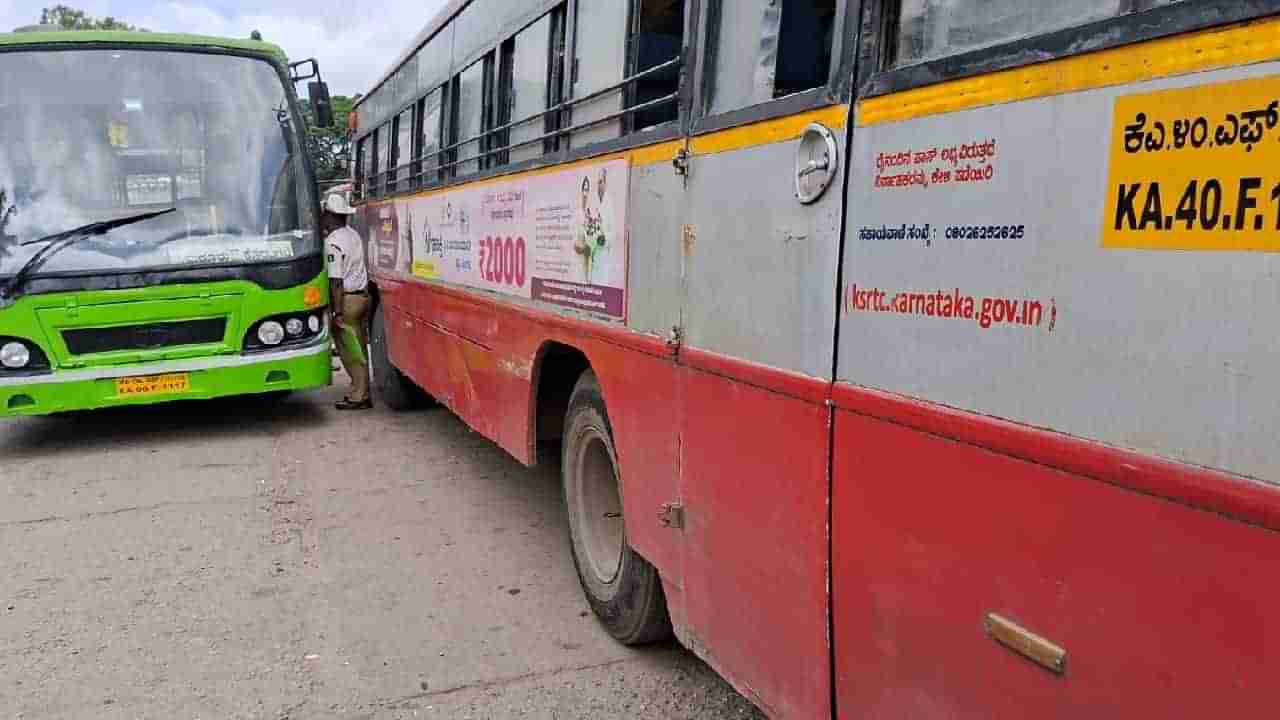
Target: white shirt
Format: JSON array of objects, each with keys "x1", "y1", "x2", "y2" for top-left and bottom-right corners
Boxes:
[{"x1": 325, "y1": 225, "x2": 368, "y2": 293}]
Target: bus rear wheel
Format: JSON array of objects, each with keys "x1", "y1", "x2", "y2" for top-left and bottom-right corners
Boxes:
[
  {"x1": 563, "y1": 370, "x2": 671, "y2": 645},
  {"x1": 370, "y1": 302, "x2": 430, "y2": 411}
]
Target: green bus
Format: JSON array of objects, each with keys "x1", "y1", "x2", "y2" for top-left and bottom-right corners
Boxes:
[{"x1": 0, "y1": 30, "x2": 335, "y2": 416}]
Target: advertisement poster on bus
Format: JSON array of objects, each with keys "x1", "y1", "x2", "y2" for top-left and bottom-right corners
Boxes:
[
  {"x1": 397, "y1": 158, "x2": 629, "y2": 320},
  {"x1": 367, "y1": 202, "x2": 404, "y2": 274}
]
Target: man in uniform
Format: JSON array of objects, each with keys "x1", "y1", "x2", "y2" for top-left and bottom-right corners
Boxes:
[{"x1": 322, "y1": 190, "x2": 372, "y2": 410}]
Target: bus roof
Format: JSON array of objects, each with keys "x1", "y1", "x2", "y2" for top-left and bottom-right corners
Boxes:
[
  {"x1": 352, "y1": 0, "x2": 470, "y2": 110},
  {"x1": 0, "y1": 30, "x2": 288, "y2": 64}
]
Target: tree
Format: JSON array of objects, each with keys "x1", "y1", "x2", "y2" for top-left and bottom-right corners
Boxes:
[
  {"x1": 301, "y1": 95, "x2": 358, "y2": 184},
  {"x1": 40, "y1": 5, "x2": 141, "y2": 31}
]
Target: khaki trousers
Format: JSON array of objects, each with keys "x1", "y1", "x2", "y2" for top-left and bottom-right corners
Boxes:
[{"x1": 337, "y1": 293, "x2": 371, "y2": 402}]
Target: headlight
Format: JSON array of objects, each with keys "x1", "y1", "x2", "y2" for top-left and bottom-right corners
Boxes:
[
  {"x1": 0, "y1": 341, "x2": 30, "y2": 369},
  {"x1": 258, "y1": 321, "x2": 285, "y2": 346},
  {"x1": 244, "y1": 313, "x2": 325, "y2": 352}
]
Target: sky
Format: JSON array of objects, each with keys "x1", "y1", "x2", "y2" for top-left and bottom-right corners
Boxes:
[{"x1": 0, "y1": 0, "x2": 450, "y2": 96}]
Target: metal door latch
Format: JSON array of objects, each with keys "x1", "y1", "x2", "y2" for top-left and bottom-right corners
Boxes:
[
  {"x1": 799, "y1": 157, "x2": 831, "y2": 178},
  {"x1": 666, "y1": 324, "x2": 683, "y2": 354},
  {"x1": 672, "y1": 147, "x2": 690, "y2": 176},
  {"x1": 795, "y1": 123, "x2": 839, "y2": 204},
  {"x1": 658, "y1": 502, "x2": 685, "y2": 530}
]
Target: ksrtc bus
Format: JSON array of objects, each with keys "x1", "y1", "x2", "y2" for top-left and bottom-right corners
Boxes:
[
  {"x1": 0, "y1": 31, "x2": 335, "y2": 416},
  {"x1": 352, "y1": 1, "x2": 1280, "y2": 717}
]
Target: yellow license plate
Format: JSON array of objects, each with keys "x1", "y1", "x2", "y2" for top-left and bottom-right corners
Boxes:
[{"x1": 114, "y1": 373, "x2": 191, "y2": 397}]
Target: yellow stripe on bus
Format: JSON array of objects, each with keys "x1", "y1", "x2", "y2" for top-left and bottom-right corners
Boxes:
[
  {"x1": 629, "y1": 139, "x2": 686, "y2": 167},
  {"x1": 690, "y1": 104, "x2": 848, "y2": 156},
  {"x1": 858, "y1": 16, "x2": 1280, "y2": 127}
]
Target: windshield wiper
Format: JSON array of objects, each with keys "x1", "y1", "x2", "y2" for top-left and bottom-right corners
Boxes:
[{"x1": 0, "y1": 208, "x2": 176, "y2": 308}]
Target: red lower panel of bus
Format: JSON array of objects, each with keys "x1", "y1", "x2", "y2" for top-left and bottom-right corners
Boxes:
[
  {"x1": 832, "y1": 405, "x2": 1280, "y2": 718},
  {"x1": 678, "y1": 362, "x2": 831, "y2": 720}
]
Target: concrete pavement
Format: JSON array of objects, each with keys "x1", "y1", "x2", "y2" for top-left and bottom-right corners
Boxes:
[{"x1": 0, "y1": 381, "x2": 765, "y2": 719}]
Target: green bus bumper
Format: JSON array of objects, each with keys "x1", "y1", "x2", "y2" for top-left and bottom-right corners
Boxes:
[{"x1": 0, "y1": 339, "x2": 331, "y2": 417}]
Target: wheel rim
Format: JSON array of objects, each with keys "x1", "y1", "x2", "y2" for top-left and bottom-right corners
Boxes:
[{"x1": 575, "y1": 429, "x2": 624, "y2": 586}]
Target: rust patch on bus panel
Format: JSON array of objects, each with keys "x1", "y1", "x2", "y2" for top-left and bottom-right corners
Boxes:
[
  {"x1": 680, "y1": 224, "x2": 695, "y2": 281},
  {"x1": 442, "y1": 337, "x2": 475, "y2": 409},
  {"x1": 497, "y1": 356, "x2": 533, "y2": 380},
  {"x1": 657, "y1": 502, "x2": 684, "y2": 530}
]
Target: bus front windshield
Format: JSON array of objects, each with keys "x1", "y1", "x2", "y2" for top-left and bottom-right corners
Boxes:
[{"x1": 0, "y1": 49, "x2": 316, "y2": 280}]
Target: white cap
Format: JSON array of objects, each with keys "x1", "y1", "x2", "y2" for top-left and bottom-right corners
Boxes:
[{"x1": 323, "y1": 191, "x2": 356, "y2": 215}]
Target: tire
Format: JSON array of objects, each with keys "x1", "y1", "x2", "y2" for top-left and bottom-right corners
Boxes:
[
  {"x1": 563, "y1": 370, "x2": 672, "y2": 645},
  {"x1": 370, "y1": 302, "x2": 430, "y2": 411}
]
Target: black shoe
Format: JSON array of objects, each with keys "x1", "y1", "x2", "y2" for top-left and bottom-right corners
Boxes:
[{"x1": 335, "y1": 398, "x2": 373, "y2": 411}]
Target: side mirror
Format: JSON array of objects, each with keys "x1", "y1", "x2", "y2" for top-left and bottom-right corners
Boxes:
[
  {"x1": 309, "y1": 81, "x2": 334, "y2": 128},
  {"x1": 289, "y1": 58, "x2": 320, "y2": 82}
]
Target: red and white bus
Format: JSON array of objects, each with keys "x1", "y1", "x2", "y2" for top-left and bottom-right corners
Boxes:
[{"x1": 351, "y1": 1, "x2": 1280, "y2": 716}]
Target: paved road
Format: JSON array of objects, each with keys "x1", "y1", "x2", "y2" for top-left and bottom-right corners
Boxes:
[{"x1": 0, "y1": 380, "x2": 765, "y2": 719}]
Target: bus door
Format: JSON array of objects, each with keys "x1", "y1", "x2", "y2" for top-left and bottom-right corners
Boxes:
[{"x1": 672, "y1": 2, "x2": 854, "y2": 717}]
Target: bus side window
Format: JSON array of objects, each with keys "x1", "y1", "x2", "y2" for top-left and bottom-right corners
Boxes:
[
  {"x1": 382, "y1": 124, "x2": 395, "y2": 195},
  {"x1": 454, "y1": 56, "x2": 491, "y2": 177},
  {"x1": 480, "y1": 52, "x2": 498, "y2": 171},
  {"x1": 707, "y1": 0, "x2": 837, "y2": 116},
  {"x1": 397, "y1": 55, "x2": 420, "y2": 121},
  {"x1": 546, "y1": 6, "x2": 568, "y2": 154},
  {"x1": 891, "y1": 0, "x2": 1177, "y2": 66},
  {"x1": 392, "y1": 107, "x2": 413, "y2": 192},
  {"x1": 414, "y1": 25, "x2": 453, "y2": 183},
  {"x1": 499, "y1": 6, "x2": 565, "y2": 166},
  {"x1": 364, "y1": 136, "x2": 374, "y2": 198},
  {"x1": 496, "y1": 36, "x2": 516, "y2": 168},
  {"x1": 354, "y1": 137, "x2": 365, "y2": 200},
  {"x1": 370, "y1": 127, "x2": 381, "y2": 198},
  {"x1": 417, "y1": 87, "x2": 444, "y2": 186},
  {"x1": 501, "y1": 8, "x2": 563, "y2": 165},
  {"x1": 572, "y1": 0, "x2": 684, "y2": 147},
  {"x1": 412, "y1": 95, "x2": 425, "y2": 185},
  {"x1": 774, "y1": 0, "x2": 837, "y2": 98},
  {"x1": 572, "y1": 0, "x2": 630, "y2": 147},
  {"x1": 627, "y1": 0, "x2": 685, "y2": 132},
  {"x1": 443, "y1": 76, "x2": 460, "y2": 181}
]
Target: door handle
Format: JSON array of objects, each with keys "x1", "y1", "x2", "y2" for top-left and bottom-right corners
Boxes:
[
  {"x1": 795, "y1": 123, "x2": 839, "y2": 204},
  {"x1": 798, "y1": 156, "x2": 831, "y2": 179}
]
